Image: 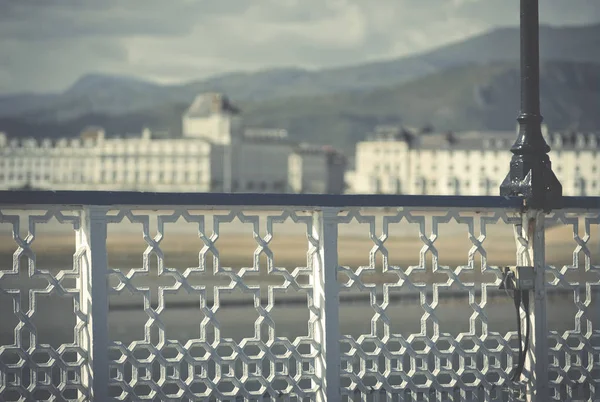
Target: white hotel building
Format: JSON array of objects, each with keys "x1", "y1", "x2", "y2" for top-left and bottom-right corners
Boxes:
[
  {"x1": 346, "y1": 125, "x2": 600, "y2": 196},
  {"x1": 0, "y1": 93, "x2": 346, "y2": 194}
]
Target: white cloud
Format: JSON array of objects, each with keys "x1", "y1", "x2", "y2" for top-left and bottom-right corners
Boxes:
[{"x1": 0, "y1": 0, "x2": 598, "y2": 93}]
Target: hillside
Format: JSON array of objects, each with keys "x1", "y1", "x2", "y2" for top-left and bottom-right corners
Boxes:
[
  {"x1": 1, "y1": 61, "x2": 598, "y2": 156},
  {"x1": 239, "y1": 61, "x2": 600, "y2": 153},
  {"x1": 0, "y1": 23, "x2": 599, "y2": 121}
]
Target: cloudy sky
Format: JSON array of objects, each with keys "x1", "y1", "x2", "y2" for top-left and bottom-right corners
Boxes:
[{"x1": 1, "y1": 0, "x2": 599, "y2": 94}]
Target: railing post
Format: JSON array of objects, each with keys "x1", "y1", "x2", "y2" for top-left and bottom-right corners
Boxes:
[
  {"x1": 311, "y1": 208, "x2": 341, "y2": 402},
  {"x1": 77, "y1": 206, "x2": 110, "y2": 401}
]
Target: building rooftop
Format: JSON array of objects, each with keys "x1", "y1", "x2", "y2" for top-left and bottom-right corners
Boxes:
[
  {"x1": 185, "y1": 93, "x2": 240, "y2": 118},
  {"x1": 363, "y1": 125, "x2": 518, "y2": 151},
  {"x1": 293, "y1": 143, "x2": 342, "y2": 155},
  {"x1": 549, "y1": 131, "x2": 600, "y2": 150},
  {"x1": 366, "y1": 125, "x2": 419, "y2": 142},
  {"x1": 242, "y1": 128, "x2": 293, "y2": 144},
  {"x1": 362, "y1": 124, "x2": 600, "y2": 152},
  {"x1": 416, "y1": 131, "x2": 517, "y2": 150},
  {"x1": 243, "y1": 128, "x2": 288, "y2": 139},
  {"x1": 293, "y1": 143, "x2": 347, "y2": 164}
]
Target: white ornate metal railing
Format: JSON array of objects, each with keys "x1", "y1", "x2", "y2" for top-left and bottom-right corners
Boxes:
[{"x1": 0, "y1": 192, "x2": 599, "y2": 401}]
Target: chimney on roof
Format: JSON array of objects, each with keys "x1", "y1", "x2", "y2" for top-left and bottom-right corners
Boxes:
[
  {"x1": 211, "y1": 94, "x2": 222, "y2": 113},
  {"x1": 420, "y1": 124, "x2": 434, "y2": 134},
  {"x1": 80, "y1": 126, "x2": 105, "y2": 141},
  {"x1": 445, "y1": 131, "x2": 457, "y2": 145}
]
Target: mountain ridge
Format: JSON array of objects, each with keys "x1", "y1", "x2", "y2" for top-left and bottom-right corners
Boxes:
[{"x1": 1, "y1": 22, "x2": 599, "y2": 121}]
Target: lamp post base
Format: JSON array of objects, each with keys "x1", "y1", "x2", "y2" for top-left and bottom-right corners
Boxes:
[{"x1": 500, "y1": 153, "x2": 562, "y2": 211}]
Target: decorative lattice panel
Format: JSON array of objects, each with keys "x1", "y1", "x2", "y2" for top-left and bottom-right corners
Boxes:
[
  {"x1": 105, "y1": 208, "x2": 319, "y2": 401},
  {"x1": 336, "y1": 208, "x2": 529, "y2": 402},
  {"x1": 545, "y1": 211, "x2": 600, "y2": 401},
  {"x1": 0, "y1": 208, "x2": 88, "y2": 402}
]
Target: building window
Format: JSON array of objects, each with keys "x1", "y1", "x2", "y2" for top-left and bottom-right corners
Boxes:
[{"x1": 247, "y1": 181, "x2": 254, "y2": 190}]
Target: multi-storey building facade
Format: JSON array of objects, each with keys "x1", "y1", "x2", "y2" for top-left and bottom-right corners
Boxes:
[
  {"x1": 346, "y1": 125, "x2": 600, "y2": 196},
  {"x1": 288, "y1": 144, "x2": 346, "y2": 194},
  {"x1": 0, "y1": 128, "x2": 214, "y2": 192},
  {"x1": 0, "y1": 93, "x2": 346, "y2": 194}
]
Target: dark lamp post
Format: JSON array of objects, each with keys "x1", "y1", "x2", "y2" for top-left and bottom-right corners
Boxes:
[{"x1": 499, "y1": 0, "x2": 562, "y2": 211}]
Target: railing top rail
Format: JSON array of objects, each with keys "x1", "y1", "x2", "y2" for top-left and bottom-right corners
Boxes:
[{"x1": 0, "y1": 191, "x2": 597, "y2": 209}]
